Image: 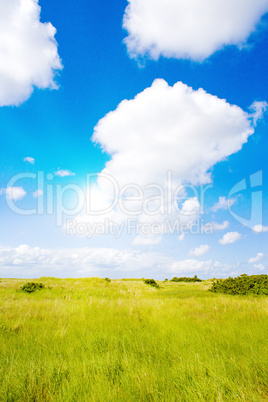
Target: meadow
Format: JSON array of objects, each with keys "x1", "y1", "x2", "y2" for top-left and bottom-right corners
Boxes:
[{"x1": 0, "y1": 277, "x2": 267, "y2": 401}]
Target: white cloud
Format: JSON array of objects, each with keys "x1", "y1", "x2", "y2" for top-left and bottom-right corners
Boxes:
[
  {"x1": 0, "y1": 244, "x2": 241, "y2": 279},
  {"x1": 67, "y1": 195, "x2": 201, "y2": 241},
  {"x1": 252, "y1": 224, "x2": 268, "y2": 233},
  {"x1": 33, "y1": 189, "x2": 43, "y2": 198},
  {"x1": 0, "y1": 244, "x2": 173, "y2": 278},
  {"x1": 249, "y1": 101, "x2": 268, "y2": 126},
  {"x1": 55, "y1": 169, "x2": 76, "y2": 177},
  {"x1": 203, "y1": 221, "x2": 230, "y2": 231},
  {"x1": 24, "y1": 156, "x2": 35, "y2": 164},
  {"x1": 180, "y1": 197, "x2": 201, "y2": 215},
  {"x1": 189, "y1": 244, "x2": 210, "y2": 257},
  {"x1": 69, "y1": 80, "x2": 259, "y2": 242},
  {"x1": 219, "y1": 231, "x2": 241, "y2": 245},
  {"x1": 212, "y1": 197, "x2": 236, "y2": 212},
  {"x1": 249, "y1": 252, "x2": 264, "y2": 263},
  {"x1": 0, "y1": 186, "x2": 26, "y2": 200},
  {"x1": 132, "y1": 235, "x2": 162, "y2": 246},
  {"x1": 178, "y1": 233, "x2": 185, "y2": 241},
  {"x1": 169, "y1": 259, "x2": 235, "y2": 276},
  {"x1": 170, "y1": 259, "x2": 213, "y2": 274},
  {"x1": 0, "y1": 0, "x2": 62, "y2": 106},
  {"x1": 93, "y1": 80, "x2": 254, "y2": 190},
  {"x1": 123, "y1": 0, "x2": 268, "y2": 61},
  {"x1": 254, "y1": 263, "x2": 265, "y2": 271}
]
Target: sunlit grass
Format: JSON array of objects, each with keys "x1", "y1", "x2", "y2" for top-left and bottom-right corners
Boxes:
[{"x1": 0, "y1": 277, "x2": 267, "y2": 401}]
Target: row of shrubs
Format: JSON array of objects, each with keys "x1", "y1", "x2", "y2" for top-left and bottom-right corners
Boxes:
[
  {"x1": 19, "y1": 275, "x2": 268, "y2": 296},
  {"x1": 209, "y1": 274, "x2": 268, "y2": 295},
  {"x1": 171, "y1": 275, "x2": 202, "y2": 283},
  {"x1": 22, "y1": 277, "x2": 201, "y2": 293},
  {"x1": 143, "y1": 276, "x2": 202, "y2": 288}
]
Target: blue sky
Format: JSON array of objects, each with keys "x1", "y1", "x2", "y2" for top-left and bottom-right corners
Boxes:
[{"x1": 0, "y1": 0, "x2": 267, "y2": 278}]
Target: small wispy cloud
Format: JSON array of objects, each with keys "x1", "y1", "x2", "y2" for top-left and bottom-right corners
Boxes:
[
  {"x1": 54, "y1": 169, "x2": 76, "y2": 177},
  {"x1": 219, "y1": 232, "x2": 241, "y2": 245},
  {"x1": 203, "y1": 221, "x2": 230, "y2": 231},
  {"x1": 132, "y1": 235, "x2": 162, "y2": 246},
  {"x1": 0, "y1": 187, "x2": 26, "y2": 200},
  {"x1": 24, "y1": 156, "x2": 35, "y2": 164},
  {"x1": 248, "y1": 252, "x2": 263, "y2": 264},
  {"x1": 178, "y1": 233, "x2": 185, "y2": 241},
  {"x1": 249, "y1": 101, "x2": 268, "y2": 126},
  {"x1": 212, "y1": 197, "x2": 236, "y2": 212},
  {"x1": 252, "y1": 224, "x2": 268, "y2": 234},
  {"x1": 254, "y1": 264, "x2": 265, "y2": 271},
  {"x1": 33, "y1": 189, "x2": 43, "y2": 198},
  {"x1": 188, "y1": 244, "x2": 210, "y2": 257}
]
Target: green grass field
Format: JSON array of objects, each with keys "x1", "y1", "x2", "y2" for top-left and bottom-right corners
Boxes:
[{"x1": 0, "y1": 277, "x2": 267, "y2": 401}]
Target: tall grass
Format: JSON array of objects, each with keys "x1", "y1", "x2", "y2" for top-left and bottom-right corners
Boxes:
[{"x1": 0, "y1": 277, "x2": 267, "y2": 401}]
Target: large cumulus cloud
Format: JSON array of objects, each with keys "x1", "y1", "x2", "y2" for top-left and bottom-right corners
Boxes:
[
  {"x1": 123, "y1": 0, "x2": 268, "y2": 61},
  {"x1": 93, "y1": 79, "x2": 256, "y2": 190},
  {"x1": 68, "y1": 80, "x2": 264, "y2": 242},
  {"x1": 0, "y1": 0, "x2": 62, "y2": 106}
]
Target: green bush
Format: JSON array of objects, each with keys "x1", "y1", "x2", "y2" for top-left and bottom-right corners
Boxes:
[
  {"x1": 104, "y1": 278, "x2": 111, "y2": 283},
  {"x1": 171, "y1": 275, "x2": 202, "y2": 283},
  {"x1": 209, "y1": 274, "x2": 268, "y2": 295},
  {"x1": 20, "y1": 282, "x2": 45, "y2": 293},
  {"x1": 143, "y1": 279, "x2": 159, "y2": 288}
]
